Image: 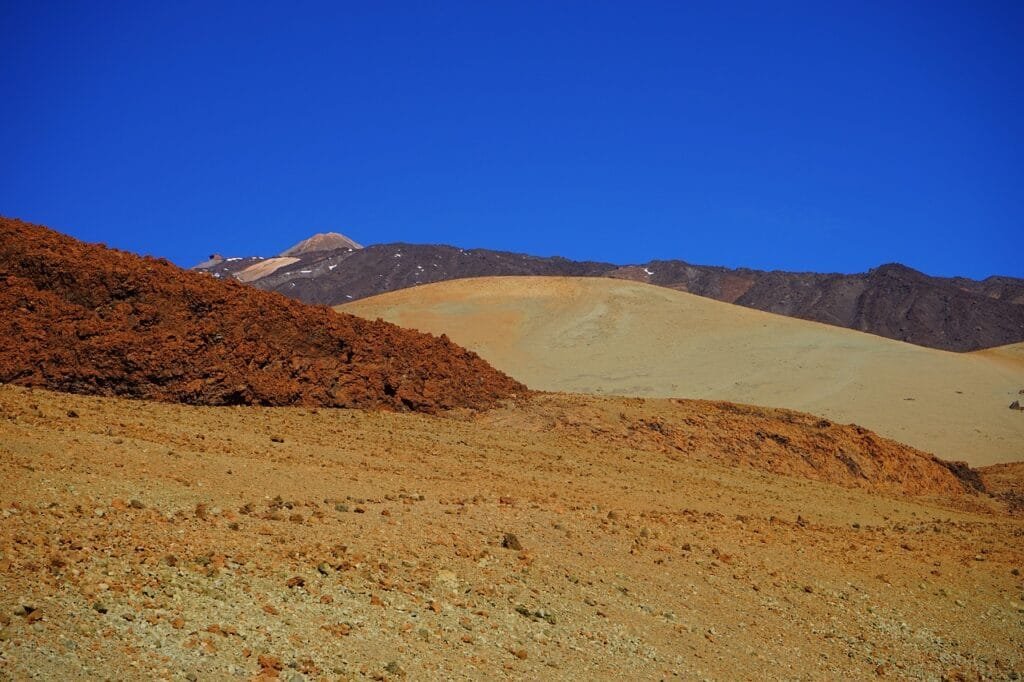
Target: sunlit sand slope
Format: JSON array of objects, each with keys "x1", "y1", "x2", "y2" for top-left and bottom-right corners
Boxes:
[{"x1": 343, "y1": 277, "x2": 1024, "y2": 466}]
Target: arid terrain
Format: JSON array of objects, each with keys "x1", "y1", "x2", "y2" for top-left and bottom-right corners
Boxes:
[
  {"x1": 979, "y1": 342, "x2": 1024, "y2": 370},
  {"x1": 342, "y1": 277, "x2": 1024, "y2": 467},
  {"x1": 196, "y1": 236, "x2": 1024, "y2": 352},
  {"x1": 2, "y1": 219, "x2": 1023, "y2": 681},
  {"x1": 5, "y1": 2, "x2": 1022, "y2": 680},
  {"x1": 0, "y1": 218, "x2": 523, "y2": 412},
  {"x1": 1, "y1": 384, "x2": 1022, "y2": 681}
]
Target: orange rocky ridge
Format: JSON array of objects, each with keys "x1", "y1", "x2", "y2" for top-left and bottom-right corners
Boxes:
[{"x1": 0, "y1": 217, "x2": 525, "y2": 412}]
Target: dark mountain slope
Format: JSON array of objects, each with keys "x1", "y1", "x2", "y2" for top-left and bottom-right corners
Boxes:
[
  {"x1": 611, "y1": 261, "x2": 1024, "y2": 351},
  {"x1": 194, "y1": 239, "x2": 1024, "y2": 352},
  {"x1": 248, "y1": 244, "x2": 614, "y2": 306}
]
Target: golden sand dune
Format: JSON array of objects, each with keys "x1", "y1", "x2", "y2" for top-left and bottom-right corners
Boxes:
[{"x1": 342, "y1": 276, "x2": 1024, "y2": 466}]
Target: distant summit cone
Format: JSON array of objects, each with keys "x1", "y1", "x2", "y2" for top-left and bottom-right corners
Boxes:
[{"x1": 280, "y1": 232, "x2": 362, "y2": 257}]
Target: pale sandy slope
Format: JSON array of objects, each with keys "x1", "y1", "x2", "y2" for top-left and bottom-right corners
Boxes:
[
  {"x1": 975, "y1": 341, "x2": 1024, "y2": 370},
  {"x1": 342, "y1": 276, "x2": 1024, "y2": 466},
  {"x1": 235, "y1": 256, "x2": 299, "y2": 282}
]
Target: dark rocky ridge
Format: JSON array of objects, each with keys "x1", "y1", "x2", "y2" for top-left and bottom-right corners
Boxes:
[{"x1": 196, "y1": 241, "x2": 1024, "y2": 352}]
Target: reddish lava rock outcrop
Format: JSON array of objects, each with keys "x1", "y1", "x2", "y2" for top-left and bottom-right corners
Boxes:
[{"x1": 0, "y1": 217, "x2": 526, "y2": 411}]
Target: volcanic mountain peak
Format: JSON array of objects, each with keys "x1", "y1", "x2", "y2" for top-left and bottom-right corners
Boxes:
[
  {"x1": 869, "y1": 262, "x2": 927, "y2": 278},
  {"x1": 279, "y1": 231, "x2": 362, "y2": 257}
]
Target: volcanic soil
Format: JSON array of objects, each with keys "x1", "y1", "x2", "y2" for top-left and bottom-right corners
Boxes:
[
  {"x1": 342, "y1": 276, "x2": 1024, "y2": 466},
  {"x1": 1, "y1": 384, "x2": 1022, "y2": 680},
  {"x1": 0, "y1": 218, "x2": 523, "y2": 412}
]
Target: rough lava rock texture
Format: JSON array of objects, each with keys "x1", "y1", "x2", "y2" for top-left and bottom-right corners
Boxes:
[
  {"x1": 0, "y1": 217, "x2": 526, "y2": 411},
  {"x1": 197, "y1": 241, "x2": 1024, "y2": 352}
]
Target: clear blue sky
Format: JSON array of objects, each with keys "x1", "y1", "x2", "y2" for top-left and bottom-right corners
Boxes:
[{"x1": 2, "y1": 1, "x2": 1021, "y2": 278}]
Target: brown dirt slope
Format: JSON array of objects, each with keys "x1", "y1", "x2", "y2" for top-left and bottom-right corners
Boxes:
[
  {"x1": 0, "y1": 218, "x2": 525, "y2": 412},
  {"x1": 979, "y1": 462, "x2": 1024, "y2": 514},
  {"x1": 1, "y1": 385, "x2": 1021, "y2": 680},
  {"x1": 508, "y1": 394, "x2": 980, "y2": 499}
]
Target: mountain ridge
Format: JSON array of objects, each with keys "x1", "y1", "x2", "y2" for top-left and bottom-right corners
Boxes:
[{"x1": 194, "y1": 237, "x2": 1024, "y2": 352}]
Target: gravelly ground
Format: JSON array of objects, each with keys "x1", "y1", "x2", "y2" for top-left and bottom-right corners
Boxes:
[{"x1": 1, "y1": 385, "x2": 1022, "y2": 680}]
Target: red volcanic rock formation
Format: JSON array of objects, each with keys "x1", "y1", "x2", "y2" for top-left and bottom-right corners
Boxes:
[{"x1": 0, "y1": 217, "x2": 526, "y2": 411}]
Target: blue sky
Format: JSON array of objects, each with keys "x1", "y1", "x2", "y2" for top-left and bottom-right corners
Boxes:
[{"x1": 2, "y1": 1, "x2": 1021, "y2": 277}]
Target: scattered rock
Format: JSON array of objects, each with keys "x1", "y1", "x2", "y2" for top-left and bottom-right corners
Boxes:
[
  {"x1": 286, "y1": 576, "x2": 306, "y2": 589},
  {"x1": 502, "y1": 532, "x2": 523, "y2": 551}
]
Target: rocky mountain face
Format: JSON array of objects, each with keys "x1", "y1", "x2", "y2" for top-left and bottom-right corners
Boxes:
[
  {"x1": 607, "y1": 261, "x2": 1024, "y2": 352},
  {"x1": 194, "y1": 237, "x2": 1024, "y2": 352},
  {"x1": 0, "y1": 218, "x2": 525, "y2": 411}
]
